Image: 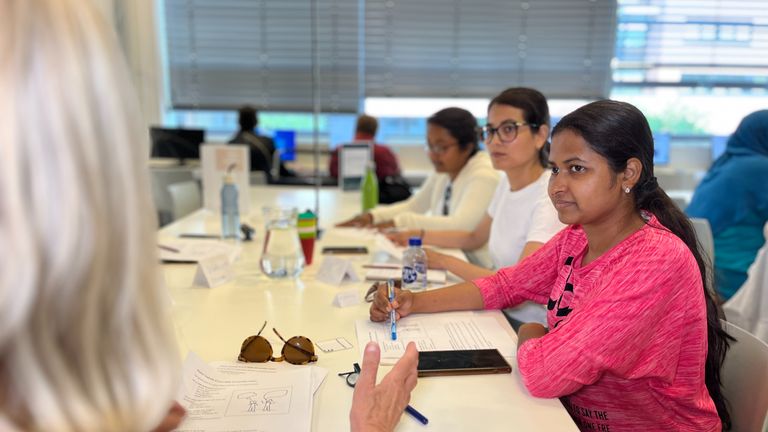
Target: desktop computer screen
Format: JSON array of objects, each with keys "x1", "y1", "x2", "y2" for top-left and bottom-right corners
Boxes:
[
  {"x1": 273, "y1": 130, "x2": 296, "y2": 161},
  {"x1": 150, "y1": 127, "x2": 205, "y2": 161},
  {"x1": 653, "y1": 133, "x2": 670, "y2": 166},
  {"x1": 711, "y1": 135, "x2": 729, "y2": 162}
]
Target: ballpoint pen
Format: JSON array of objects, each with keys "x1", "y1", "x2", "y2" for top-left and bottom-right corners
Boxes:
[
  {"x1": 388, "y1": 279, "x2": 397, "y2": 341},
  {"x1": 405, "y1": 404, "x2": 429, "y2": 425}
]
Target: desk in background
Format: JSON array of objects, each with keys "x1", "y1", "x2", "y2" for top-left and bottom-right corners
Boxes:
[{"x1": 159, "y1": 185, "x2": 578, "y2": 431}]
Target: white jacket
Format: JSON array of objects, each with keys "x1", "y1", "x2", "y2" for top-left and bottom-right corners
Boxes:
[
  {"x1": 724, "y1": 222, "x2": 768, "y2": 343},
  {"x1": 370, "y1": 151, "x2": 499, "y2": 231}
]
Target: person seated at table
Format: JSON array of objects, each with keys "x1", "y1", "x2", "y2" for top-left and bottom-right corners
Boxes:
[
  {"x1": 387, "y1": 88, "x2": 564, "y2": 324},
  {"x1": 0, "y1": 1, "x2": 183, "y2": 430},
  {"x1": 370, "y1": 100, "x2": 732, "y2": 431},
  {"x1": 229, "y1": 105, "x2": 295, "y2": 181},
  {"x1": 329, "y1": 114, "x2": 402, "y2": 180},
  {"x1": 0, "y1": 2, "x2": 419, "y2": 431},
  {"x1": 686, "y1": 110, "x2": 768, "y2": 301},
  {"x1": 337, "y1": 107, "x2": 499, "y2": 233}
]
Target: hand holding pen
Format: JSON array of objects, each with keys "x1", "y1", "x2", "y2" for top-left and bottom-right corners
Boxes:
[
  {"x1": 368, "y1": 282, "x2": 415, "y2": 323},
  {"x1": 388, "y1": 279, "x2": 397, "y2": 341}
]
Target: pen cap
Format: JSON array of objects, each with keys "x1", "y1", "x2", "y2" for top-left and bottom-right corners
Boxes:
[{"x1": 408, "y1": 237, "x2": 422, "y2": 247}]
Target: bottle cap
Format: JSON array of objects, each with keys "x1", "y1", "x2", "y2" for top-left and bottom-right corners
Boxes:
[
  {"x1": 408, "y1": 237, "x2": 422, "y2": 247},
  {"x1": 223, "y1": 163, "x2": 237, "y2": 184}
]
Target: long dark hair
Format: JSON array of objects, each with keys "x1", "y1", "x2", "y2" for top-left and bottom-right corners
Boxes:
[
  {"x1": 553, "y1": 100, "x2": 733, "y2": 429},
  {"x1": 488, "y1": 87, "x2": 550, "y2": 167},
  {"x1": 427, "y1": 107, "x2": 479, "y2": 156}
]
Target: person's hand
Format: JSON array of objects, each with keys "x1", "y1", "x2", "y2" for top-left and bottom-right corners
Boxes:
[
  {"x1": 423, "y1": 248, "x2": 449, "y2": 270},
  {"x1": 369, "y1": 283, "x2": 415, "y2": 322},
  {"x1": 374, "y1": 221, "x2": 395, "y2": 231},
  {"x1": 385, "y1": 229, "x2": 419, "y2": 246},
  {"x1": 336, "y1": 213, "x2": 374, "y2": 227},
  {"x1": 150, "y1": 401, "x2": 186, "y2": 432},
  {"x1": 350, "y1": 342, "x2": 419, "y2": 432}
]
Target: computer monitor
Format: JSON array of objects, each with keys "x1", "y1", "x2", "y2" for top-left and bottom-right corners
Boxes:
[
  {"x1": 150, "y1": 127, "x2": 205, "y2": 162},
  {"x1": 711, "y1": 135, "x2": 729, "y2": 162},
  {"x1": 273, "y1": 130, "x2": 296, "y2": 162},
  {"x1": 653, "y1": 133, "x2": 670, "y2": 166}
]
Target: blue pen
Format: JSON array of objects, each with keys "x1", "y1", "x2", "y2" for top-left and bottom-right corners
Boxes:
[
  {"x1": 405, "y1": 404, "x2": 429, "y2": 425},
  {"x1": 388, "y1": 279, "x2": 397, "y2": 341}
]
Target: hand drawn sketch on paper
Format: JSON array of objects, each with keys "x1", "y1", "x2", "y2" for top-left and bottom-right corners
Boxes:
[{"x1": 228, "y1": 386, "x2": 292, "y2": 416}]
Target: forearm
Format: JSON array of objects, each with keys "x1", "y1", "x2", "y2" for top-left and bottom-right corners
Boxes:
[
  {"x1": 435, "y1": 255, "x2": 494, "y2": 281},
  {"x1": 423, "y1": 230, "x2": 474, "y2": 249},
  {"x1": 411, "y1": 281, "x2": 485, "y2": 313},
  {"x1": 516, "y1": 323, "x2": 548, "y2": 351}
]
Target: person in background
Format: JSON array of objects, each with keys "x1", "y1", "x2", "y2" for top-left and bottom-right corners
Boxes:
[
  {"x1": 329, "y1": 114, "x2": 401, "y2": 180},
  {"x1": 0, "y1": 2, "x2": 418, "y2": 431},
  {"x1": 686, "y1": 110, "x2": 768, "y2": 301},
  {"x1": 337, "y1": 107, "x2": 499, "y2": 236},
  {"x1": 229, "y1": 105, "x2": 294, "y2": 181},
  {"x1": 387, "y1": 88, "x2": 564, "y2": 324},
  {"x1": 330, "y1": 114, "x2": 409, "y2": 204},
  {"x1": 0, "y1": 0, "x2": 182, "y2": 430},
  {"x1": 370, "y1": 100, "x2": 732, "y2": 431}
]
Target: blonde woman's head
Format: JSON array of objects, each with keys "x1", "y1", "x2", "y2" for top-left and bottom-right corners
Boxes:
[{"x1": 0, "y1": 0, "x2": 178, "y2": 430}]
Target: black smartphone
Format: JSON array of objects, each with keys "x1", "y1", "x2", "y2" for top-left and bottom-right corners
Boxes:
[
  {"x1": 321, "y1": 246, "x2": 369, "y2": 255},
  {"x1": 417, "y1": 349, "x2": 512, "y2": 377}
]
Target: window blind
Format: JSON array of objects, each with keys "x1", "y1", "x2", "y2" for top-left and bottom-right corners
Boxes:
[
  {"x1": 164, "y1": 0, "x2": 360, "y2": 112},
  {"x1": 614, "y1": 0, "x2": 768, "y2": 88},
  {"x1": 164, "y1": 0, "x2": 618, "y2": 111},
  {"x1": 363, "y1": 0, "x2": 618, "y2": 100}
]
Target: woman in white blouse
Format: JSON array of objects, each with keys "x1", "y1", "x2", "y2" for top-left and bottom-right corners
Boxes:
[
  {"x1": 337, "y1": 107, "x2": 499, "y2": 234},
  {"x1": 389, "y1": 88, "x2": 564, "y2": 323}
]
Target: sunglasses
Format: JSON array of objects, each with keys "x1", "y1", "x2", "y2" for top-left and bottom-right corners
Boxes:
[{"x1": 238, "y1": 321, "x2": 318, "y2": 365}]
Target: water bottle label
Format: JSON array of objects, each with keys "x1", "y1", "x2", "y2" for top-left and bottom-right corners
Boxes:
[{"x1": 402, "y1": 266, "x2": 417, "y2": 283}]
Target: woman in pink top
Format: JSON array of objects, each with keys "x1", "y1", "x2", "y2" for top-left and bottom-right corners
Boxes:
[{"x1": 370, "y1": 100, "x2": 732, "y2": 431}]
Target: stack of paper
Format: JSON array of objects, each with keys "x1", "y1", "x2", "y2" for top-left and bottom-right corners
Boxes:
[
  {"x1": 177, "y1": 353, "x2": 327, "y2": 432},
  {"x1": 158, "y1": 238, "x2": 241, "y2": 264}
]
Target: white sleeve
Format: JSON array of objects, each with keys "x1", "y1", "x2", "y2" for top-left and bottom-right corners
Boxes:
[
  {"x1": 392, "y1": 173, "x2": 498, "y2": 230},
  {"x1": 369, "y1": 173, "x2": 437, "y2": 224},
  {"x1": 525, "y1": 194, "x2": 566, "y2": 244}
]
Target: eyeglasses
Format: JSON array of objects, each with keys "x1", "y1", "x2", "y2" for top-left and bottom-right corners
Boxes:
[
  {"x1": 238, "y1": 321, "x2": 318, "y2": 365},
  {"x1": 482, "y1": 121, "x2": 537, "y2": 143},
  {"x1": 425, "y1": 143, "x2": 457, "y2": 155},
  {"x1": 338, "y1": 362, "x2": 361, "y2": 387}
]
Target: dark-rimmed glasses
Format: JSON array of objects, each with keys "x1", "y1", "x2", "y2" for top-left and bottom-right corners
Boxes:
[
  {"x1": 338, "y1": 362, "x2": 361, "y2": 387},
  {"x1": 238, "y1": 321, "x2": 318, "y2": 365},
  {"x1": 482, "y1": 121, "x2": 537, "y2": 143}
]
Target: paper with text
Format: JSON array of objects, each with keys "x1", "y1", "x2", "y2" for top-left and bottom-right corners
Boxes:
[
  {"x1": 355, "y1": 310, "x2": 517, "y2": 364},
  {"x1": 177, "y1": 353, "x2": 314, "y2": 432}
]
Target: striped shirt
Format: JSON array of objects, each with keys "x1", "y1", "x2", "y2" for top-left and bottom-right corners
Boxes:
[{"x1": 474, "y1": 215, "x2": 721, "y2": 431}]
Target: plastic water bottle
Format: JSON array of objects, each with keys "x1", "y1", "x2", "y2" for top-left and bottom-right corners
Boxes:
[
  {"x1": 361, "y1": 161, "x2": 379, "y2": 212},
  {"x1": 220, "y1": 169, "x2": 239, "y2": 239},
  {"x1": 402, "y1": 237, "x2": 427, "y2": 292}
]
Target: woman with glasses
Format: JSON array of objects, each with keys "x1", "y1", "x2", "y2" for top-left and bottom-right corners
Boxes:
[
  {"x1": 387, "y1": 88, "x2": 564, "y2": 324},
  {"x1": 337, "y1": 107, "x2": 498, "y2": 240},
  {"x1": 370, "y1": 100, "x2": 732, "y2": 431}
]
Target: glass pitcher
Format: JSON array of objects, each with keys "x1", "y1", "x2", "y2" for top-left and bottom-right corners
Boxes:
[{"x1": 260, "y1": 206, "x2": 305, "y2": 278}]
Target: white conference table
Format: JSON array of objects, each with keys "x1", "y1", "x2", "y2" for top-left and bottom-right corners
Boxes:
[{"x1": 159, "y1": 185, "x2": 578, "y2": 431}]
